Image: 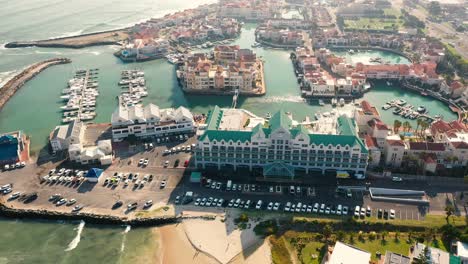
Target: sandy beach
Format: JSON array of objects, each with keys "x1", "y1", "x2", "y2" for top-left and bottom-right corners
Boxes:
[{"x1": 159, "y1": 224, "x2": 219, "y2": 264}]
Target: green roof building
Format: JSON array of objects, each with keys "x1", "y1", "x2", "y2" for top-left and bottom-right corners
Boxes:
[{"x1": 195, "y1": 106, "x2": 368, "y2": 179}]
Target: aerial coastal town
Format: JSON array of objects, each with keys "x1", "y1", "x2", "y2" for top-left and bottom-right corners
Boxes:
[{"x1": 0, "y1": 0, "x2": 467, "y2": 263}]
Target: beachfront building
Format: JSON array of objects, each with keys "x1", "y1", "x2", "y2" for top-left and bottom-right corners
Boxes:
[
  {"x1": 0, "y1": 130, "x2": 29, "y2": 166},
  {"x1": 119, "y1": 38, "x2": 170, "y2": 61},
  {"x1": 111, "y1": 103, "x2": 195, "y2": 142},
  {"x1": 49, "y1": 121, "x2": 114, "y2": 166},
  {"x1": 411, "y1": 243, "x2": 450, "y2": 264},
  {"x1": 322, "y1": 241, "x2": 371, "y2": 264},
  {"x1": 177, "y1": 46, "x2": 261, "y2": 93},
  {"x1": 195, "y1": 106, "x2": 368, "y2": 179},
  {"x1": 169, "y1": 18, "x2": 241, "y2": 44}
]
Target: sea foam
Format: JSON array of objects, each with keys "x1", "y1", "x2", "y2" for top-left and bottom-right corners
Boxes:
[{"x1": 65, "y1": 220, "x2": 85, "y2": 251}]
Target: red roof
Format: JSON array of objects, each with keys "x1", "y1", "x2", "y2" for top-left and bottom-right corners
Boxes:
[
  {"x1": 451, "y1": 141, "x2": 468, "y2": 149},
  {"x1": 409, "y1": 142, "x2": 445, "y2": 151},
  {"x1": 450, "y1": 81, "x2": 464, "y2": 90},
  {"x1": 431, "y1": 120, "x2": 467, "y2": 135},
  {"x1": 365, "y1": 135, "x2": 378, "y2": 148},
  {"x1": 387, "y1": 139, "x2": 405, "y2": 147}
]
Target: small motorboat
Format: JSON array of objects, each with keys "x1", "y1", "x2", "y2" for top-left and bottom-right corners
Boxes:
[{"x1": 417, "y1": 105, "x2": 426, "y2": 113}]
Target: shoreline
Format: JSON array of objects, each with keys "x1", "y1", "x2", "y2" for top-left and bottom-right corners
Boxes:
[
  {"x1": 0, "y1": 202, "x2": 215, "y2": 227},
  {"x1": 5, "y1": 29, "x2": 129, "y2": 49},
  {"x1": 0, "y1": 58, "x2": 71, "y2": 110}
]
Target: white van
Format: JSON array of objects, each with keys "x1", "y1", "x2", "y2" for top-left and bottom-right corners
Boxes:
[{"x1": 226, "y1": 180, "x2": 232, "y2": 191}]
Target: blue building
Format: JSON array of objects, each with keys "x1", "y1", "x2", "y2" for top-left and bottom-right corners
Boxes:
[{"x1": 0, "y1": 131, "x2": 27, "y2": 166}]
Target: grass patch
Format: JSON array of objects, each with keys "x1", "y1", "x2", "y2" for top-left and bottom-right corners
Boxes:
[
  {"x1": 357, "y1": 215, "x2": 466, "y2": 228},
  {"x1": 270, "y1": 236, "x2": 292, "y2": 264},
  {"x1": 254, "y1": 220, "x2": 279, "y2": 237},
  {"x1": 344, "y1": 17, "x2": 402, "y2": 31}
]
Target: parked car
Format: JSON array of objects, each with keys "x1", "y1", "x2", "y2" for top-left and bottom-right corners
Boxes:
[
  {"x1": 255, "y1": 200, "x2": 263, "y2": 209},
  {"x1": 284, "y1": 202, "x2": 291, "y2": 212},
  {"x1": 342, "y1": 206, "x2": 349, "y2": 215},
  {"x1": 360, "y1": 207, "x2": 366, "y2": 217},
  {"x1": 217, "y1": 199, "x2": 224, "y2": 207},
  {"x1": 392, "y1": 177, "x2": 403, "y2": 182},
  {"x1": 354, "y1": 206, "x2": 361, "y2": 217},
  {"x1": 244, "y1": 200, "x2": 251, "y2": 209},
  {"x1": 267, "y1": 202, "x2": 273, "y2": 210},
  {"x1": 389, "y1": 209, "x2": 396, "y2": 219},
  {"x1": 175, "y1": 196, "x2": 181, "y2": 204},
  {"x1": 138, "y1": 159, "x2": 144, "y2": 166},
  {"x1": 295, "y1": 202, "x2": 302, "y2": 212},
  {"x1": 366, "y1": 206, "x2": 372, "y2": 217},
  {"x1": 336, "y1": 204, "x2": 342, "y2": 215},
  {"x1": 313, "y1": 203, "x2": 319, "y2": 213},
  {"x1": 160, "y1": 180, "x2": 167, "y2": 189},
  {"x1": 377, "y1": 209, "x2": 383, "y2": 218},
  {"x1": 319, "y1": 203, "x2": 325, "y2": 214},
  {"x1": 228, "y1": 199, "x2": 235, "y2": 207},
  {"x1": 194, "y1": 198, "x2": 201, "y2": 206}
]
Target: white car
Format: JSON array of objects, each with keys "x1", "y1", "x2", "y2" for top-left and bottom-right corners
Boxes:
[
  {"x1": 3, "y1": 187, "x2": 12, "y2": 194},
  {"x1": 144, "y1": 200, "x2": 153, "y2": 208},
  {"x1": 313, "y1": 203, "x2": 319, "y2": 213},
  {"x1": 306, "y1": 205, "x2": 312, "y2": 213},
  {"x1": 194, "y1": 198, "x2": 201, "y2": 206},
  {"x1": 284, "y1": 202, "x2": 291, "y2": 212},
  {"x1": 360, "y1": 207, "x2": 366, "y2": 217},
  {"x1": 273, "y1": 202, "x2": 280, "y2": 211},
  {"x1": 336, "y1": 204, "x2": 342, "y2": 215},
  {"x1": 164, "y1": 160, "x2": 169, "y2": 167},
  {"x1": 354, "y1": 206, "x2": 360, "y2": 217},
  {"x1": 217, "y1": 199, "x2": 224, "y2": 207},
  {"x1": 138, "y1": 159, "x2": 144, "y2": 166},
  {"x1": 265, "y1": 202, "x2": 272, "y2": 211},
  {"x1": 389, "y1": 209, "x2": 396, "y2": 219},
  {"x1": 160, "y1": 180, "x2": 167, "y2": 188},
  {"x1": 295, "y1": 202, "x2": 302, "y2": 212},
  {"x1": 244, "y1": 200, "x2": 251, "y2": 209},
  {"x1": 255, "y1": 200, "x2": 263, "y2": 210},
  {"x1": 9, "y1": 192, "x2": 20, "y2": 199},
  {"x1": 392, "y1": 177, "x2": 403, "y2": 182},
  {"x1": 56, "y1": 198, "x2": 67, "y2": 206}
]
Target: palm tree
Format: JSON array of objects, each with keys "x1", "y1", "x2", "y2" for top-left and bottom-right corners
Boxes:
[
  {"x1": 394, "y1": 120, "x2": 402, "y2": 133},
  {"x1": 403, "y1": 121, "x2": 411, "y2": 132},
  {"x1": 420, "y1": 120, "x2": 429, "y2": 139},
  {"x1": 416, "y1": 118, "x2": 422, "y2": 136}
]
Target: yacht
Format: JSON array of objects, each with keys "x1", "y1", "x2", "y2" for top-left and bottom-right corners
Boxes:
[
  {"x1": 386, "y1": 81, "x2": 392, "y2": 86},
  {"x1": 339, "y1": 98, "x2": 345, "y2": 107},
  {"x1": 382, "y1": 104, "x2": 391, "y2": 110},
  {"x1": 331, "y1": 98, "x2": 337, "y2": 106},
  {"x1": 396, "y1": 99, "x2": 407, "y2": 106},
  {"x1": 417, "y1": 105, "x2": 426, "y2": 113},
  {"x1": 393, "y1": 108, "x2": 401, "y2": 115}
]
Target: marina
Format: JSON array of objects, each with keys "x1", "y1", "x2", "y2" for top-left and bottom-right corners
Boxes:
[
  {"x1": 60, "y1": 69, "x2": 99, "y2": 123},
  {"x1": 117, "y1": 70, "x2": 148, "y2": 107},
  {"x1": 381, "y1": 98, "x2": 438, "y2": 122}
]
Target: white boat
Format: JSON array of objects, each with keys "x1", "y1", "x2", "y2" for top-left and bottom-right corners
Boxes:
[
  {"x1": 62, "y1": 117, "x2": 77, "y2": 123},
  {"x1": 339, "y1": 98, "x2": 345, "y2": 107},
  {"x1": 417, "y1": 105, "x2": 426, "y2": 113},
  {"x1": 319, "y1": 99, "x2": 325, "y2": 106},
  {"x1": 331, "y1": 98, "x2": 337, "y2": 106},
  {"x1": 386, "y1": 81, "x2": 392, "y2": 86},
  {"x1": 382, "y1": 104, "x2": 391, "y2": 110}
]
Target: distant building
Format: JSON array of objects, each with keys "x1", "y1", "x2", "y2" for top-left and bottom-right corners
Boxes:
[
  {"x1": 49, "y1": 121, "x2": 113, "y2": 166},
  {"x1": 111, "y1": 103, "x2": 195, "y2": 142},
  {"x1": 411, "y1": 243, "x2": 450, "y2": 264},
  {"x1": 195, "y1": 106, "x2": 368, "y2": 178},
  {"x1": 383, "y1": 251, "x2": 410, "y2": 264},
  {"x1": 0, "y1": 130, "x2": 29, "y2": 166},
  {"x1": 322, "y1": 241, "x2": 371, "y2": 264},
  {"x1": 455, "y1": 241, "x2": 468, "y2": 264}
]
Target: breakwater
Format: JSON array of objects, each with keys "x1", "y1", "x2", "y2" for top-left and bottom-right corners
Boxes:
[
  {"x1": 0, "y1": 202, "x2": 215, "y2": 227},
  {"x1": 5, "y1": 29, "x2": 129, "y2": 49},
  {"x1": 0, "y1": 58, "x2": 71, "y2": 110}
]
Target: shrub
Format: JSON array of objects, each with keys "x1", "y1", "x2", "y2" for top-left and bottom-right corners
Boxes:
[{"x1": 254, "y1": 220, "x2": 278, "y2": 237}]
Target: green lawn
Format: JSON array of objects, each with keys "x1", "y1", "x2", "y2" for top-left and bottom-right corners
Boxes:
[
  {"x1": 344, "y1": 17, "x2": 401, "y2": 31},
  {"x1": 357, "y1": 214, "x2": 467, "y2": 228},
  {"x1": 383, "y1": 8, "x2": 401, "y2": 17},
  {"x1": 352, "y1": 236, "x2": 411, "y2": 261}
]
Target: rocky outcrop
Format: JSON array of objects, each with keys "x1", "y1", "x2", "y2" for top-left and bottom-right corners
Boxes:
[
  {"x1": 0, "y1": 203, "x2": 215, "y2": 227},
  {"x1": 5, "y1": 41, "x2": 119, "y2": 49},
  {"x1": 0, "y1": 58, "x2": 71, "y2": 110}
]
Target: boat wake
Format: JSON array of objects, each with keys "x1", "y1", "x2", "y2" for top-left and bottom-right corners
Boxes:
[
  {"x1": 65, "y1": 220, "x2": 85, "y2": 251},
  {"x1": 120, "y1": 225, "x2": 131, "y2": 252},
  {"x1": 263, "y1": 95, "x2": 305, "y2": 103}
]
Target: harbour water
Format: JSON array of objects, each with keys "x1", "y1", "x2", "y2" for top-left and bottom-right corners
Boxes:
[{"x1": 0, "y1": 1, "x2": 458, "y2": 261}]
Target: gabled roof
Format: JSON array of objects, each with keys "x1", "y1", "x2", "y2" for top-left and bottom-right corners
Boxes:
[
  {"x1": 200, "y1": 130, "x2": 252, "y2": 142},
  {"x1": 337, "y1": 115, "x2": 357, "y2": 136},
  {"x1": 269, "y1": 111, "x2": 292, "y2": 131},
  {"x1": 86, "y1": 168, "x2": 103, "y2": 178},
  {"x1": 409, "y1": 142, "x2": 445, "y2": 151},
  {"x1": 205, "y1": 105, "x2": 223, "y2": 130}
]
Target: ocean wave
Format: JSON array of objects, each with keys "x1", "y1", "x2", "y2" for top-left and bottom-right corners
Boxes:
[
  {"x1": 34, "y1": 50, "x2": 63, "y2": 55},
  {"x1": 120, "y1": 225, "x2": 131, "y2": 252},
  {"x1": 0, "y1": 70, "x2": 19, "y2": 87},
  {"x1": 65, "y1": 220, "x2": 85, "y2": 251}
]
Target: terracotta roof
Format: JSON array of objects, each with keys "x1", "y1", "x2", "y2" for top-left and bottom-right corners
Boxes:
[
  {"x1": 451, "y1": 141, "x2": 468, "y2": 149},
  {"x1": 365, "y1": 135, "x2": 378, "y2": 148},
  {"x1": 387, "y1": 139, "x2": 405, "y2": 147},
  {"x1": 450, "y1": 81, "x2": 464, "y2": 90},
  {"x1": 409, "y1": 142, "x2": 445, "y2": 151}
]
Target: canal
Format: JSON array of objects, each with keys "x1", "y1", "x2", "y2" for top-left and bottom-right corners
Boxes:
[{"x1": 0, "y1": 23, "x2": 457, "y2": 153}]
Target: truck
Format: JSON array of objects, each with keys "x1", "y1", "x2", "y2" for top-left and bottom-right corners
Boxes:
[
  {"x1": 226, "y1": 180, "x2": 232, "y2": 191},
  {"x1": 183, "y1": 191, "x2": 193, "y2": 204}
]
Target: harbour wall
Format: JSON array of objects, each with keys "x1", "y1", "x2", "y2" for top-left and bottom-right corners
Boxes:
[
  {"x1": 328, "y1": 45, "x2": 414, "y2": 63},
  {"x1": 0, "y1": 203, "x2": 215, "y2": 227},
  {"x1": 4, "y1": 28, "x2": 129, "y2": 49},
  {"x1": 0, "y1": 58, "x2": 72, "y2": 111}
]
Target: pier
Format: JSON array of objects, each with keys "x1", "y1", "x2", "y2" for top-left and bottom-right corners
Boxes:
[
  {"x1": 0, "y1": 58, "x2": 71, "y2": 111},
  {"x1": 381, "y1": 99, "x2": 436, "y2": 122}
]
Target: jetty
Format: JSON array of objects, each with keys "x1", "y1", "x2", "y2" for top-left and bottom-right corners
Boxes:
[
  {"x1": 0, "y1": 58, "x2": 71, "y2": 110},
  {"x1": 5, "y1": 29, "x2": 129, "y2": 49}
]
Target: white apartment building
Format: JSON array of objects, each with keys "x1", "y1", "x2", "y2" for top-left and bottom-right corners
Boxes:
[
  {"x1": 111, "y1": 103, "x2": 195, "y2": 142},
  {"x1": 195, "y1": 106, "x2": 369, "y2": 179}
]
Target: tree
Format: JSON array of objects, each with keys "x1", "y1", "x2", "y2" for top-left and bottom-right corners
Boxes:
[
  {"x1": 403, "y1": 121, "x2": 411, "y2": 132},
  {"x1": 445, "y1": 205, "x2": 455, "y2": 223},
  {"x1": 428, "y1": 1, "x2": 441, "y2": 16},
  {"x1": 416, "y1": 118, "x2": 422, "y2": 136},
  {"x1": 381, "y1": 231, "x2": 388, "y2": 241},
  {"x1": 323, "y1": 224, "x2": 333, "y2": 242},
  {"x1": 336, "y1": 231, "x2": 346, "y2": 241},
  {"x1": 412, "y1": 246, "x2": 430, "y2": 264},
  {"x1": 394, "y1": 120, "x2": 402, "y2": 133}
]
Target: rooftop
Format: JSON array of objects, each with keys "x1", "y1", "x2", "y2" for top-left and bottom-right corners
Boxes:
[{"x1": 325, "y1": 241, "x2": 371, "y2": 264}]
